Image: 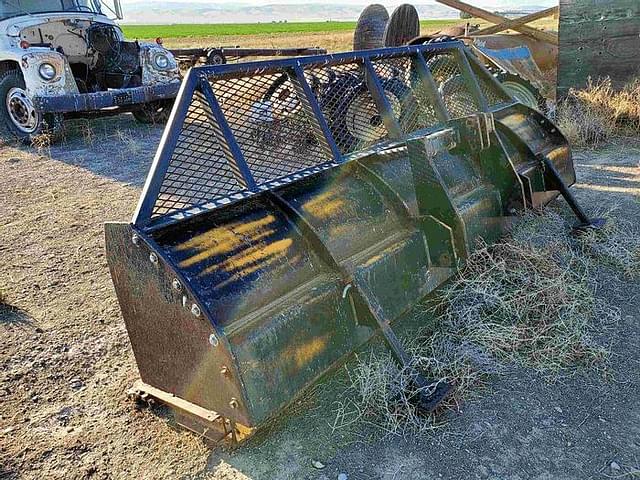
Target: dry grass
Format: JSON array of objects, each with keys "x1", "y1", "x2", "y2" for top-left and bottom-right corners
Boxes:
[
  {"x1": 579, "y1": 207, "x2": 640, "y2": 279},
  {"x1": 115, "y1": 128, "x2": 145, "y2": 158},
  {"x1": 333, "y1": 206, "x2": 636, "y2": 437},
  {"x1": 556, "y1": 78, "x2": 640, "y2": 148}
]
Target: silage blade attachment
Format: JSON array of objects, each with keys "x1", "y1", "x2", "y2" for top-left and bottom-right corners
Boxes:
[{"x1": 105, "y1": 43, "x2": 596, "y2": 440}]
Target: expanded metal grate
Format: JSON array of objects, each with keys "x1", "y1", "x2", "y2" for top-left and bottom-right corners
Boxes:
[
  {"x1": 136, "y1": 44, "x2": 513, "y2": 227},
  {"x1": 469, "y1": 62, "x2": 512, "y2": 107},
  {"x1": 210, "y1": 73, "x2": 331, "y2": 185},
  {"x1": 425, "y1": 52, "x2": 479, "y2": 118},
  {"x1": 153, "y1": 91, "x2": 243, "y2": 218},
  {"x1": 372, "y1": 57, "x2": 440, "y2": 134},
  {"x1": 303, "y1": 62, "x2": 390, "y2": 155}
]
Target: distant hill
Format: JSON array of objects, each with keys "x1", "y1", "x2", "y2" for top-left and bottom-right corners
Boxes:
[{"x1": 119, "y1": 2, "x2": 554, "y2": 24}]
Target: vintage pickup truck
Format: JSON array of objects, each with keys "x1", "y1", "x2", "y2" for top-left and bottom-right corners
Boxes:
[{"x1": 0, "y1": 0, "x2": 181, "y2": 142}]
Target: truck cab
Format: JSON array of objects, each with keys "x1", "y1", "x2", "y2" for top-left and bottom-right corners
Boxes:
[{"x1": 0, "y1": 0, "x2": 181, "y2": 142}]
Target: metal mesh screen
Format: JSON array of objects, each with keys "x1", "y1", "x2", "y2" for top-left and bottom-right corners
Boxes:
[
  {"x1": 304, "y1": 62, "x2": 390, "y2": 155},
  {"x1": 372, "y1": 57, "x2": 440, "y2": 134},
  {"x1": 210, "y1": 73, "x2": 331, "y2": 185},
  {"x1": 139, "y1": 45, "x2": 503, "y2": 226},
  {"x1": 153, "y1": 90, "x2": 243, "y2": 218},
  {"x1": 425, "y1": 52, "x2": 479, "y2": 119},
  {"x1": 468, "y1": 61, "x2": 511, "y2": 107}
]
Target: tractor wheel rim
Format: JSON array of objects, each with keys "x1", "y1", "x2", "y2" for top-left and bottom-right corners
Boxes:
[
  {"x1": 502, "y1": 81, "x2": 539, "y2": 110},
  {"x1": 345, "y1": 90, "x2": 401, "y2": 142},
  {"x1": 6, "y1": 87, "x2": 40, "y2": 134}
]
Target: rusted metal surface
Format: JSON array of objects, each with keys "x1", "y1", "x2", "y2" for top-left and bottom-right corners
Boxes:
[
  {"x1": 558, "y1": 0, "x2": 640, "y2": 97},
  {"x1": 128, "y1": 380, "x2": 253, "y2": 444},
  {"x1": 469, "y1": 34, "x2": 557, "y2": 73},
  {"x1": 470, "y1": 42, "x2": 551, "y2": 99},
  {"x1": 170, "y1": 47, "x2": 328, "y2": 67},
  {"x1": 106, "y1": 44, "x2": 589, "y2": 437}
]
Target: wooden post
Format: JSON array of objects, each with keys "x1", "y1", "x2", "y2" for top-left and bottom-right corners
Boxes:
[
  {"x1": 434, "y1": 0, "x2": 558, "y2": 45},
  {"x1": 473, "y1": 6, "x2": 558, "y2": 36}
]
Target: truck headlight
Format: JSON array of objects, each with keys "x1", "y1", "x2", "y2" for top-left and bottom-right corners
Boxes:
[
  {"x1": 38, "y1": 62, "x2": 57, "y2": 81},
  {"x1": 154, "y1": 53, "x2": 170, "y2": 70}
]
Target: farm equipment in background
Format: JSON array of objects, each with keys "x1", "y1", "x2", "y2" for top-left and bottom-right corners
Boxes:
[
  {"x1": 106, "y1": 39, "x2": 602, "y2": 442},
  {"x1": 356, "y1": 3, "x2": 558, "y2": 111},
  {"x1": 0, "y1": 0, "x2": 181, "y2": 143},
  {"x1": 169, "y1": 46, "x2": 327, "y2": 69}
]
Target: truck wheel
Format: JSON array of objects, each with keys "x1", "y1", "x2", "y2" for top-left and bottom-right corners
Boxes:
[
  {"x1": 133, "y1": 99, "x2": 173, "y2": 124},
  {"x1": 0, "y1": 70, "x2": 63, "y2": 144},
  {"x1": 495, "y1": 71, "x2": 544, "y2": 112}
]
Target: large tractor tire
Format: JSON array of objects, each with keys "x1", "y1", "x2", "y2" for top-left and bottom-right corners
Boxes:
[{"x1": 0, "y1": 69, "x2": 63, "y2": 144}]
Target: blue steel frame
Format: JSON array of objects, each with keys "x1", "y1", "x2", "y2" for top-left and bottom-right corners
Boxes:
[{"x1": 132, "y1": 42, "x2": 510, "y2": 230}]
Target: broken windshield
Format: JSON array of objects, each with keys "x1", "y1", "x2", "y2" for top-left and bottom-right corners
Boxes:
[{"x1": 0, "y1": 0, "x2": 103, "y2": 20}]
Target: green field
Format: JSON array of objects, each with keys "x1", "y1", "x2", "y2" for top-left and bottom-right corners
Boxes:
[{"x1": 120, "y1": 20, "x2": 459, "y2": 40}]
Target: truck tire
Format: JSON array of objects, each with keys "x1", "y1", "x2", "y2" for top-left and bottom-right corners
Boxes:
[
  {"x1": 132, "y1": 99, "x2": 173, "y2": 124},
  {"x1": 0, "y1": 69, "x2": 63, "y2": 144}
]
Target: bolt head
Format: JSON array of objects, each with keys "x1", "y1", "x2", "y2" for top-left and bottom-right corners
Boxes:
[
  {"x1": 172, "y1": 278, "x2": 183, "y2": 291},
  {"x1": 149, "y1": 252, "x2": 158, "y2": 264},
  {"x1": 132, "y1": 234, "x2": 140, "y2": 246},
  {"x1": 229, "y1": 398, "x2": 238, "y2": 409},
  {"x1": 191, "y1": 304, "x2": 201, "y2": 317},
  {"x1": 208, "y1": 333, "x2": 219, "y2": 347},
  {"x1": 220, "y1": 365, "x2": 229, "y2": 376}
]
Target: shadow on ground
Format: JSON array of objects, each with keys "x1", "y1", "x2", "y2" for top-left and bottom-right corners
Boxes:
[
  {"x1": 0, "y1": 303, "x2": 32, "y2": 326},
  {"x1": 9, "y1": 115, "x2": 164, "y2": 187}
]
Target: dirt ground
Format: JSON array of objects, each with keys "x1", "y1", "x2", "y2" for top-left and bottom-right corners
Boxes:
[{"x1": 1, "y1": 112, "x2": 639, "y2": 480}]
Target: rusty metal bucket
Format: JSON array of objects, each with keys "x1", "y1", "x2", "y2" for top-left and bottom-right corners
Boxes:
[{"x1": 105, "y1": 42, "x2": 596, "y2": 441}]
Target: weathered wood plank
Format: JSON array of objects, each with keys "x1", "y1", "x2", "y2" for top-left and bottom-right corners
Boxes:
[
  {"x1": 474, "y1": 6, "x2": 558, "y2": 36},
  {"x1": 435, "y1": 0, "x2": 559, "y2": 45},
  {"x1": 558, "y1": 0, "x2": 640, "y2": 97}
]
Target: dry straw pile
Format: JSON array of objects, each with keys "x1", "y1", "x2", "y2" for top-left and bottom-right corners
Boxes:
[
  {"x1": 333, "y1": 207, "x2": 638, "y2": 437},
  {"x1": 556, "y1": 78, "x2": 640, "y2": 147}
]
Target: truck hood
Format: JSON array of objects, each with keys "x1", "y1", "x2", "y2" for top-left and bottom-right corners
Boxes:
[{"x1": 3, "y1": 12, "x2": 116, "y2": 37}]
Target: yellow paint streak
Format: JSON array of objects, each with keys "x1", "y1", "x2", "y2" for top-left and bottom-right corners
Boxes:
[
  {"x1": 291, "y1": 335, "x2": 328, "y2": 370},
  {"x1": 301, "y1": 189, "x2": 345, "y2": 221},
  {"x1": 177, "y1": 215, "x2": 276, "y2": 268},
  {"x1": 202, "y1": 237, "x2": 293, "y2": 277}
]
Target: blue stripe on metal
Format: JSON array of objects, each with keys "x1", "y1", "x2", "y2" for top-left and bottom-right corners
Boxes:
[{"x1": 474, "y1": 45, "x2": 533, "y2": 61}]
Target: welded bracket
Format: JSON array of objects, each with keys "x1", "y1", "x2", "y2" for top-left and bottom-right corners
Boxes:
[
  {"x1": 352, "y1": 278, "x2": 452, "y2": 413},
  {"x1": 456, "y1": 112, "x2": 496, "y2": 152},
  {"x1": 128, "y1": 380, "x2": 253, "y2": 444},
  {"x1": 266, "y1": 191, "x2": 451, "y2": 414}
]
